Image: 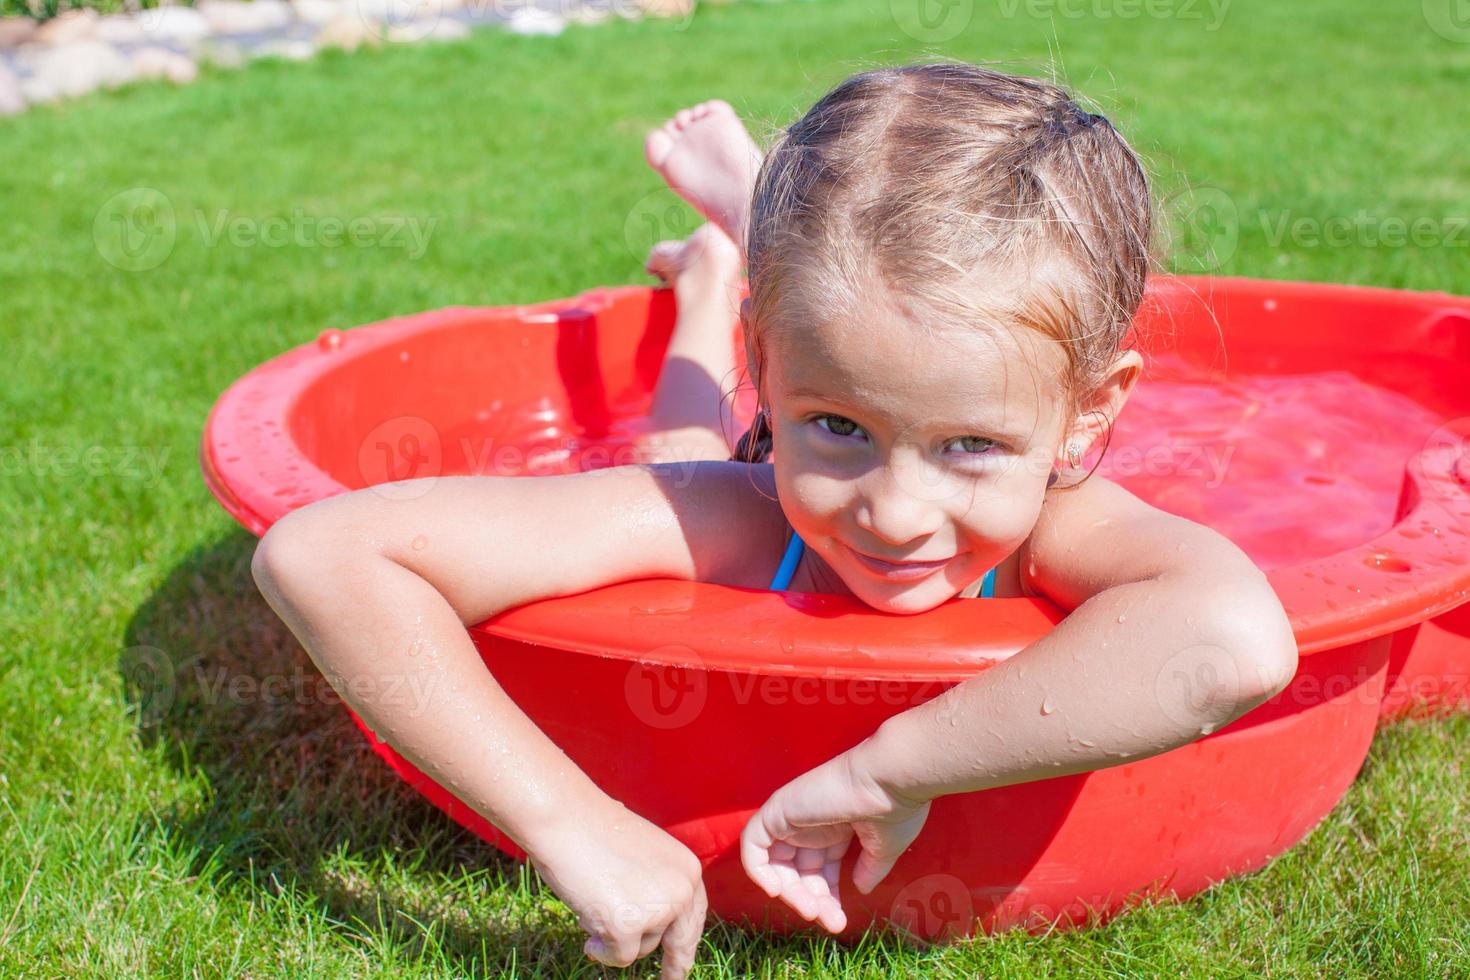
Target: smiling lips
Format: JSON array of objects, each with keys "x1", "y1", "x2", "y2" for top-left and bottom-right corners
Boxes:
[{"x1": 845, "y1": 543, "x2": 956, "y2": 581}]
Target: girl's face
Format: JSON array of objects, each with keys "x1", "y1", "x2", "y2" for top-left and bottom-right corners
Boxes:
[{"x1": 761, "y1": 297, "x2": 1073, "y2": 614}]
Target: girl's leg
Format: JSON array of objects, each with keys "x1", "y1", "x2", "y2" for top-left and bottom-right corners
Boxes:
[
  {"x1": 637, "y1": 224, "x2": 745, "y2": 464},
  {"x1": 635, "y1": 101, "x2": 764, "y2": 464}
]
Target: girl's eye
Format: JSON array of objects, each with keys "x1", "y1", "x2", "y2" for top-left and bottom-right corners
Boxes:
[
  {"x1": 817, "y1": 417, "x2": 858, "y2": 437},
  {"x1": 948, "y1": 435, "x2": 998, "y2": 455}
]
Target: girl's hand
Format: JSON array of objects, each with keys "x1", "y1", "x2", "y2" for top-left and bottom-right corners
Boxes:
[
  {"x1": 530, "y1": 798, "x2": 707, "y2": 979},
  {"x1": 739, "y1": 750, "x2": 931, "y2": 933}
]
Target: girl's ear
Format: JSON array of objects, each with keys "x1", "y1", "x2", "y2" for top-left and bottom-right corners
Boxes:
[{"x1": 1060, "y1": 349, "x2": 1143, "y2": 464}]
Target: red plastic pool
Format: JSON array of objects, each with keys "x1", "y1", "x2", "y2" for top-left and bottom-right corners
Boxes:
[{"x1": 201, "y1": 276, "x2": 1470, "y2": 938}]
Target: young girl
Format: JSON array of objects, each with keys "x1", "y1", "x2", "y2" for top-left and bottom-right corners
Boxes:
[{"x1": 251, "y1": 64, "x2": 1298, "y2": 979}]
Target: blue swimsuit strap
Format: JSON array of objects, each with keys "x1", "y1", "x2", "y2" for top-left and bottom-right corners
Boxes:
[{"x1": 767, "y1": 530, "x2": 996, "y2": 597}]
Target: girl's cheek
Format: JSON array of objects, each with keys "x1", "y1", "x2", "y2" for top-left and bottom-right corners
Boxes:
[{"x1": 784, "y1": 467, "x2": 851, "y2": 525}]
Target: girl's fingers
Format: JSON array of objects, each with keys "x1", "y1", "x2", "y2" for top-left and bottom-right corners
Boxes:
[
  {"x1": 658, "y1": 880, "x2": 708, "y2": 980},
  {"x1": 852, "y1": 847, "x2": 900, "y2": 895}
]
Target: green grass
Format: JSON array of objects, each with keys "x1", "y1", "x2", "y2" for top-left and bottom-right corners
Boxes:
[{"x1": 3, "y1": 0, "x2": 1468, "y2": 975}]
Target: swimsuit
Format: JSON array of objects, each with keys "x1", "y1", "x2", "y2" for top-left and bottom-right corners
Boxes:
[{"x1": 768, "y1": 530, "x2": 997, "y2": 597}]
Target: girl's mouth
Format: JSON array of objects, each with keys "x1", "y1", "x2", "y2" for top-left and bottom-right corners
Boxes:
[{"x1": 845, "y1": 543, "x2": 956, "y2": 581}]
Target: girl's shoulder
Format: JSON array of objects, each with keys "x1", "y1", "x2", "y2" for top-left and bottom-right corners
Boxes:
[
  {"x1": 1018, "y1": 472, "x2": 1248, "y2": 610},
  {"x1": 645, "y1": 459, "x2": 792, "y2": 592}
]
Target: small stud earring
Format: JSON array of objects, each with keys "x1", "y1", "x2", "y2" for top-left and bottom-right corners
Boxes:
[{"x1": 1067, "y1": 442, "x2": 1083, "y2": 469}]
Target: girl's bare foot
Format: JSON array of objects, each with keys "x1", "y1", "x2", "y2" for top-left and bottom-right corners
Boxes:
[
  {"x1": 645, "y1": 223, "x2": 744, "y2": 317},
  {"x1": 644, "y1": 100, "x2": 762, "y2": 254}
]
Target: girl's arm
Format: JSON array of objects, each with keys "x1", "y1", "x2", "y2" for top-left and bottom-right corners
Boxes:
[
  {"x1": 857, "y1": 473, "x2": 1298, "y2": 797},
  {"x1": 251, "y1": 462, "x2": 767, "y2": 978},
  {"x1": 740, "y1": 476, "x2": 1298, "y2": 931}
]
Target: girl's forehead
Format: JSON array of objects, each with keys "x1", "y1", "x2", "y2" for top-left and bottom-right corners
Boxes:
[{"x1": 770, "y1": 311, "x2": 1070, "y2": 440}]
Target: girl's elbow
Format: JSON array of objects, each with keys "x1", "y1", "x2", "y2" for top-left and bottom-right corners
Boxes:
[{"x1": 1205, "y1": 598, "x2": 1300, "y2": 711}]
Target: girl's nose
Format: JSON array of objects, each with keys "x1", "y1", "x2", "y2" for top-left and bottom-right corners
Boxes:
[{"x1": 852, "y1": 458, "x2": 947, "y2": 546}]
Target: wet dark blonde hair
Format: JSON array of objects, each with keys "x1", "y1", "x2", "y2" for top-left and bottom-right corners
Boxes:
[{"x1": 733, "y1": 62, "x2": 1153, "y2": 474}]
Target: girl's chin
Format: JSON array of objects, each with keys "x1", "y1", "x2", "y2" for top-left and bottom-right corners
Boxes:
[{"x1": 846, "y1": 577, "x2": 956, "y2": 615}]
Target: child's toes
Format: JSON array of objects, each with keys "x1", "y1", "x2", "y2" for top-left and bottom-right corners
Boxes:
[
  {"x1": 645, "y1": 125, "x2": 675, "y2": 170},
  {"x1": 645, "y1": 239, "x2": 686, "y2": 281}
]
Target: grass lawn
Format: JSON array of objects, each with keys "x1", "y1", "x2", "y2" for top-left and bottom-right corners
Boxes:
[{"x1": 3, "y1": 0, "x2": 1468, "y2": 975}]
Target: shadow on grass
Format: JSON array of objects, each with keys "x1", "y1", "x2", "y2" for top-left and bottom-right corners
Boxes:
[{"x1": 116, "y1": 528, "x2": 831, "y2": 976}]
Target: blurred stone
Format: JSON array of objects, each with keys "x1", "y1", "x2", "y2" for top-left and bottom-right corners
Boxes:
[
  {"x1": 566, "y1": 6, "x2": 612, "y2": 25},
  {"x1": 0, "y1": 61, "x2": 24, "y2": 115},
  {"x1": 30, "y1": 39, "x2": 134, "y2": 98},
  {"x1": 20, "y1": 75, "x2": 57, "y2": 105},
  {"x1": 130, "y1": 45, "x2": 198, "y2": 83},
  {"x1": 139, "y1": 7, "x2": 211, "y2": 46},
  {"x1": 387, "y1": 16, "x2": 470, "y2": 42},
  {"x1": 638, "y1": 0, "x2": 693, "y2": 18},
  {"x1": 293, "y1": 0, "x2": 343, "y2": 26},
  {"x1": 197, "y1": 38, "x2": 248, "y2": 68},
  {"x1": 95, "y1": 14, "x2": 148, "y2": 45},
  {"x1": 0, "y1": 16, "x2": 40, "y2": 48},
  {"x1": 317, "y1": 13, "x2": 383, "y2": 50},
  {"x1": 197, "y1": 0, "x2": 294, "y2": 34},
  {"x1": 253, "y1": 38, "x2": 316, "y2": 59},
  {"x1": 505, "y1": 7, "x2": 564, "y2": 34},
  {"x1": 35, "y1": 8, "x2": 99, "y2": 45}
]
